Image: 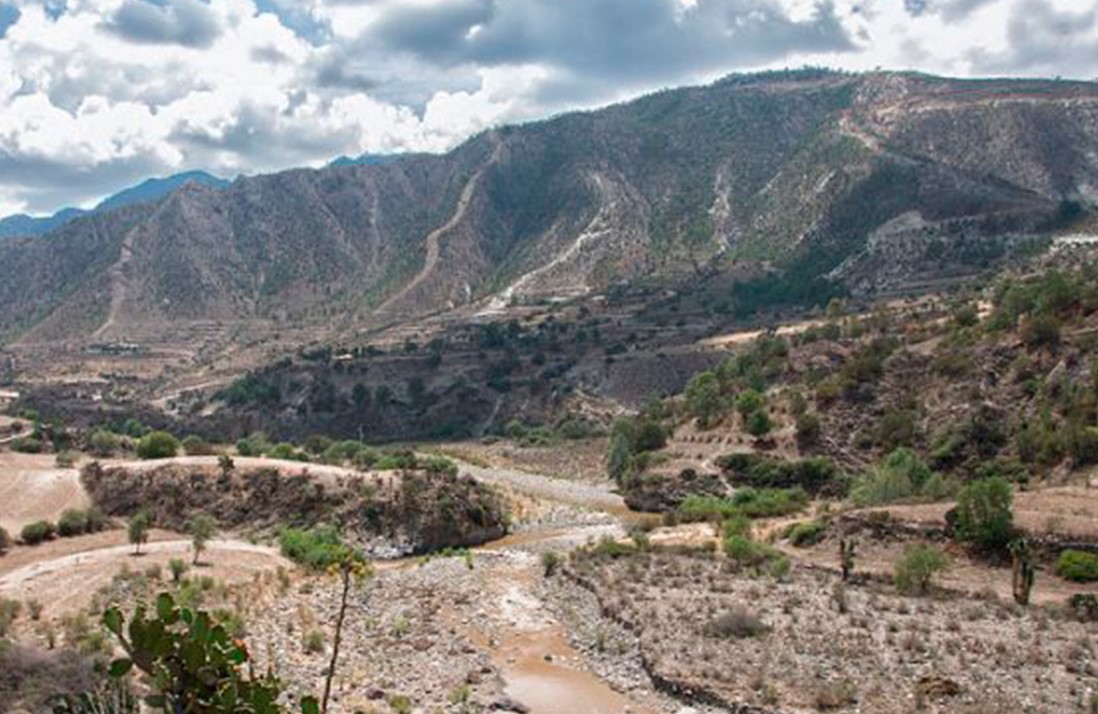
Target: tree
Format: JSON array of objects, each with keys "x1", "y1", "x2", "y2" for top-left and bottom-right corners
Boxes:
[
  {"x1": 735, "y1": 388, "x2": 766, "y2": 418},
  {"x1": 217, "y1": 453, "x2": 235, "y2": 480},
  {"x1": 188, "y1": 513, "x2": 217, "y2": 565},
  {"x1": 321, "y1": 557, "x2": 372, "y2": 714},
  {"x1": 128, "y1": 513, "x2": 150, "y2": 556},
  {"x1": 136, "y1": 431, "x2": 179, "y2": 460},
  {"x1": 685, "y1": 371, "x2": 723, "y2": 429},
  {"x1": 745, "y1": 409, "x2": 772, "y2": 438},
  {"x1": 894, "y1": 544, "x2": 951, "y2": 594},
  {"x1": 954, "y1": 477, "x2": 1014, "y2": 552},
  {"x1": 606, "y1": 430, "x2": 633, "y2": 484}
]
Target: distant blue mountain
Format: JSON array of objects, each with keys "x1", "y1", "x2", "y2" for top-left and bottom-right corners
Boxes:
[
  {"x1": 0, "y1": 170, "x2": 229, "y2": 242},
  {"x1": 328, "y1": 153, "x2": 410, "y2": 168}
]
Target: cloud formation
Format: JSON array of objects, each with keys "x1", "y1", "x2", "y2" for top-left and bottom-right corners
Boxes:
[{"x1": 0, "y1": 0, "x2": 1094, "y2": 215}]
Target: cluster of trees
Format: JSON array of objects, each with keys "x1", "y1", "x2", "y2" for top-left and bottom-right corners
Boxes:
[{"x1": 606, "y1": 413, "x2": 668, "y2": 485}]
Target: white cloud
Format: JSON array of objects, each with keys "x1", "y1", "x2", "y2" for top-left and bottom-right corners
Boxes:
[{"x1": 0, "y1": 0, "x2": 1094, "y2": 215}]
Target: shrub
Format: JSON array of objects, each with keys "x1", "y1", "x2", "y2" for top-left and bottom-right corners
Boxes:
[
  {"x1": 278, "y1": 526, "x2": 359, "y2": 571},
  {"x1": 795, "y1": 413, "x2": 821, "y2": 448},
  {"x1": 88, "y1": 429, "x2": 120, "y2": 457},
  {"x1": 678, "y1": 495, "x2": 741, "y2": 524},
  {"x1": 421, "y1": 456, "x2": 458, "y2": 477},
  {"x1": 731, "y1": 487, "x2": 808, "y2": 518},
  {"x1": 1057, "y1": 550, "x2": 1098, "y2": 583},
  {"x1": 136, "y1": 431, "x2": 179, "y2": 460},
  {"x1": 10, "y1": 437, "x2": 43, "y2": 454},
  {"x1": 703, "y1": 608, "x2": 768, "y2": 639},
  {"x1": 269, "y1": 443, "x2": 308, "y2": 462},
  {"x1": 1020, "y1": 312, "x2": 1061, "y2": 349},
  {"x1": 716, "y1": 453, "x2": 847, "y2": 497},
  {"x1": 21, "y1": 520, "x2": 56, "y2": 545},
  {"x1": 128, "y1": 513, "x2": 151, "y2": 555},
  {"x1": 735, "y1": 389, "x2": 766, "y2": 417},
  {"x1": 721, "y1": 512, "x2": 753, "y2": 540},
  {"x1": 787, "y1": 520, "x2": 827, "y2": 547},
  {"x1": 893, "y1": 544, "x2": 951, "y2": 594},
  {"x1": 57, "y1": 509, "x2": 89, "y2": 537},
  {"x1": 0, "y1": 526, "x2": 10, "y2": 554},
  {"x1": 724, "y1": 535, "x2": 790, "y2": 577},
  {"x1": 541, "y1": 551, "x2": 561, "y2": 577},
  {"x1": 745, "y1": 410, "x2": 773, "y2": 437},
  {"x1": 954, "y1": 477, "x2": 1014, "y2": 552},
  {"x1": 851, "y1": 448, "x2": 932, "y2": 506},
  {"x1": 168, "y1": 558, "x2": 189, "y2": 583},
  {"x1": 302, "y1": 629, "x2": 326, "y2": 654},
  {"x1": 180, "y1": 435, "x2": 214, "y2": 456}
]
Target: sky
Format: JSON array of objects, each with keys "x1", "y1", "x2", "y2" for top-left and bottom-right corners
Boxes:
[{"x1": 0, "y1": 0, "x2": 1096, "y2": 216}]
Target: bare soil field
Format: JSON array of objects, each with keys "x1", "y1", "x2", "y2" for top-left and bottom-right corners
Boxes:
[
  {"x1": 0, "y1": 533, "x2": 288, "y2": 618},
  {"x1": 862, "y1": 486, "x2": 1098, "y2": 540},
  {"x1": 0, "y1": 452, "x2": 88, "y2": 533}
]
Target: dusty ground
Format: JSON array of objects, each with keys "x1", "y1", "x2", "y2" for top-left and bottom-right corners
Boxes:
[
  {"x1": 566, "y1": 547, "x2": 1098, "y2": 713},
  {"x1": 863, "y1": 486, "x2": 1098, "y2": 540},
  {"x1": 0, "y1": 534, "x2": 289, "y2": 619},
  {"x1": 0, "y1": 452, "x2": 88, "y2": 534}
]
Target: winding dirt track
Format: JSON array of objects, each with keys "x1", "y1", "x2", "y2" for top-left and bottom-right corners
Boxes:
[{"x1": 375, "y1": 134, "x2": 503, "y2": 316}]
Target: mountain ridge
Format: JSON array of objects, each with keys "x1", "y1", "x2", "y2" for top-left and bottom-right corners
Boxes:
[
  {"x1": 1, "y1": 69, "x2": 1096, "y2": 346},
  {"x1": 0, "y1": 170, "x2": 229, "y2": 242}
]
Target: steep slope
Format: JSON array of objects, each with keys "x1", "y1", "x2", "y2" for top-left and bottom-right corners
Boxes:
[{"x1": 2, "y1": 70, "x2": 1097, "y2": 344}]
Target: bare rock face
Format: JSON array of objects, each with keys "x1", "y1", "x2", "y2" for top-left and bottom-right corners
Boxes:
[
  {"x1": 81, "y1": 461, "x2": 509, "y2": 556},
  {"x1": 4, "y1": 70, "x2": 1098, "y2": 344}
]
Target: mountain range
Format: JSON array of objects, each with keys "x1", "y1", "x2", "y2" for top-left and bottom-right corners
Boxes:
[
  {"x1": 1, "y1": 69, "x2": 1096, "y2": 345},
  {"x1": 0, "y1": 171, "x2": 229, "y2": 242}
]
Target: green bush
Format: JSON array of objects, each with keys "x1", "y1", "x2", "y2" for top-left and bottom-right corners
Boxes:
[
  {"x1": 136, "y1": 431, "x2": 179, "y2": 460},
  {"x1": 180, "y1": 435, "x2": 214, "y2": 456},
  {"x1": 88, "y1": 429, "x2": 120, "y2": 457},
  {"x1": 269, "y1": 443, "x2": 309, "y2": 462},
  {"x1": 57, "y1": 509, "x2": 89, "y2": 537},
  {"x1": 716, "y1": 453, "x2": 847, "y2": 497},
  {"x1": 851, "y1": 448, "x2": 933, "y2": 506},
  {"x1": 893, "y1": 544, "x2": 951, "y2": 594},
  {"x1": 21, "y1": 520, "x2": 56, "y2": 545},
  {"x1": 787, "y1": 520, "x2": 827, "y2": 547},
  {"x1": 954, "y1": 477, "x2": 1014, "y2": 552},
  {"x1": 685, "y1": 371, "x2": 724, "y2": 428},
  {"x1": 724, "y1": 535, "x2": 790, "y2": 577},
  {"x1": 678, "y1": 495, "x2": 740, "y2": 524},
  {"x1": 1056, "y1": 550, "x2": 1098, "y2": 583},
  {"x1": 795, "y1": 413, "x2": 821, "y2": 448},
  {"x1": 10, "y1": 437, "x2": 42, "y2": 454},
  {"x1": 0, "y1": 525, "x2": 10, "y2": 554},
  {"x1": 731, "y1": 487, "x2": 808, "y2": 518},
  {"x1": 745, "y1": 410, "x2": 773, "y2": 437},
  {"x1": 278, "y1": 526, "x2": 359, "y2": 571}
]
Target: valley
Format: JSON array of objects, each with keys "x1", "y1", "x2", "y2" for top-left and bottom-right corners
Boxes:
[{"x1": 4, "y1": 70, "x2": 1098, "y2": 714}]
